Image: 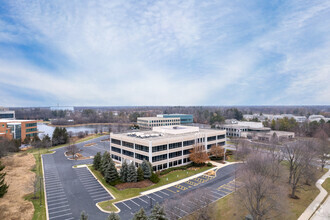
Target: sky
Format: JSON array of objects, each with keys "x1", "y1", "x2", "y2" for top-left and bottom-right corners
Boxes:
[{"x1": 0, "y1": 0, "x2": 330, "y2": 107}]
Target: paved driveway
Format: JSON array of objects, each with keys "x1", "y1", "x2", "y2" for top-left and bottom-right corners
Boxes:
[{"x1": 42, "y1": 136, "x2": 239, "y2": 220}]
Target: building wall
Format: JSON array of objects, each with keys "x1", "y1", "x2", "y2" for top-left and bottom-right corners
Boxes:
[
  {"x1": 110, "y1": 129, "x2": 226, "y2": 171},
  {"x1": 0, "y1": 122, "x2": 13, "y2": 139},
  {"x1": 21, "y1": 121, "x2": 38, "y2": 140},
  {"x1": 137, "y1": 118, "x2": 181, "y2": 128}
]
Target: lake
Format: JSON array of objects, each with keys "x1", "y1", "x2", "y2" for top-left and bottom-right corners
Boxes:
[{"x1": 38, "y1": 123, "x2": 111, "y2": 138}]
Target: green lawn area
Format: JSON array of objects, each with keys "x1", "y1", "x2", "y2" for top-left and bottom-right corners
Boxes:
[
  {"x1": 89, "y1": 166, "x2": 212, "y2": 212},
  {"x1": 322, "y1": 177, "x2": 330, "y2": 193},
  {"x1": 25, "y1": 134, "x2": 106, "y2": 220}
]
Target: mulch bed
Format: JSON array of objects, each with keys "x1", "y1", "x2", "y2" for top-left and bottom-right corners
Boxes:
[{"x1": 115, "y1": 180, "x2": 154, "y2": 190}]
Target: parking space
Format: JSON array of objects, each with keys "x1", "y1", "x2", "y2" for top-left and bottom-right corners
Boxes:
[
  {"x1": 44, "y1": 170, "x2": 74, "y2": 220},
  {"x1": 74, "y1": 167, "x2": 113, "y2": 203}
]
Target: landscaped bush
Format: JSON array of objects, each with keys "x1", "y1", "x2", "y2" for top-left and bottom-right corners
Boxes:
[
  {"x1": 109, "y1": 179, "x2": 122, "y2": 186},
  {"x1": 159, "y1": 163, "x2": 194, "y2": 175},
  {"x1": 207, "y1": 162, "x2": 213, "y2": 167},
  {"x1": 150, "y1": 172, "x2": 160, "y2": 183}
]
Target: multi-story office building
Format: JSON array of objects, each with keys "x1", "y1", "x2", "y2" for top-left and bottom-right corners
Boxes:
[
  {"x1": 0, "y1": 119, "x2": 38, "y2": 140},
  {"x1": 137, "y1": 117, "x2": 181, "y2": 129},
  {"x1": 0, "y1": 108, "x2": 15, "y2": 119},
  {"x1": 157, "y1": 114, "x2": 194, "y2": 124},
  {"x1": 110, "y1": 125, "x2": 226, "y2": 171}
]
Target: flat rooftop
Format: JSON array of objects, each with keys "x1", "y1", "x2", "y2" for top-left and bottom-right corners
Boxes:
[
  {"x1": 0, "y1": 119, "x2": 37, "y2": 123},
  {"x1": 112, "y1": 126, "x2": 224, "y2": 141},
  {"x1": 137, "y1": 117, "x2": 180, "y2": 120}
]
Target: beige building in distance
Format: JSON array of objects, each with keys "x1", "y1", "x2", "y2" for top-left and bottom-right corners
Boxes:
[
  {"x1": 110, "y1": 125, "x2": 226, "y2": 171},
  {"x1": 137, "y1": 117, "x2": 181, "y2": 129}
]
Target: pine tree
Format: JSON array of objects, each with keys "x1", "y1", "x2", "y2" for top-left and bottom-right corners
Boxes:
[
  {"x1": 105, "y1": 159, "x2": 119, "y2": 183},
  {"x1": 93, "y1": 152, "x2": 102, "y2": 171},
  {"x1": 137, "y1": 166, "x2": 144, "y2": 182},
  {"x1": 127, "y1": 162, "x2": 137, "y2": 182},
  {"x1": 132, "y1": 208, "x2": 148, "y2": 220},
  {"x1": 107, "y1": 212, "x2": 121, "y2": 220},
  {"x1": 149, "y1": 203, "x2": 167, "y2": 220},
  {"x1": 101, "y1": 151, "x2": 111, "y2": 175},
  {"x1": 0, "y1": 161, "x2": 9, "y2": 198},
  {"x1": 80, "y1": 211, "x2": 88, "y2": 220},
  {"x1": 119, "y1": 160, "x2": 128, "y2": 182},
  {"x1": 141, "y1": 159, "x2": 151, "y2": 179}
]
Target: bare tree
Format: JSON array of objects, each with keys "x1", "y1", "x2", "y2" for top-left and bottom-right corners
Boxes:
[
  {"x1": 209, "y1": 145, "x2": 224, "y2": 160},
  {"x1": 314, "y1": 129, "x2": 330, "y2": 171},
  {"x1": 236, "y1": 153, "x2": 287, "y2": 220},
  {"x1": 234, "y1": 139, "x2": 251, "y2": 162},
  {"x1": 283, "y1": 140, "x2": 316, "y2": 198},
  {"x1": 66, "y1": 144, "x2": 80, "y2": 159}
]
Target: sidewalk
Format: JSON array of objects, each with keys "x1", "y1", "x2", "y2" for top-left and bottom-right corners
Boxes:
[
  {"x1": 141, "y1": 161, "x2": 238, "y2": 195},
  {"x1": 298, "y1": 169, "x2": 330, "y2": 220}
]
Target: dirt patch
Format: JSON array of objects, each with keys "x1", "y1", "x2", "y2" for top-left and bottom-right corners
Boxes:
[
  {"x1": 206, "y1": 170, "x2": 216, "y2": 176},
  {"x1": 115, "y1": 180, "x2": 154, "y2": 190},
  {"x1": 66, "y1": 152, "x2": 91, "y2": 160},
  {"x1": 0, "y1": 153, "x2": 36, "y2": 220},
  {"x1": 84, "y1": 143, "x2": 96, "y2": 147}
]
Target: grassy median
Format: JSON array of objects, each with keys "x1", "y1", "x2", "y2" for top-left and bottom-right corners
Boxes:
[{"x1": 89, "y1": 165, "x2": 212, "y2": 212}]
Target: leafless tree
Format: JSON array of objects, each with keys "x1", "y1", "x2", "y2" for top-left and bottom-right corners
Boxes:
[
  {"x1": 210, "y1": 145, "x2": 225, "y2": 160},
  {"x1": 66, "y1": 144, "x2": 80, "y2": 159},
  {"x1": 283, "y1": 140, "x2": 317, "y2": 198},
  {"x1": 236, "y1": 152, "x2": 287, "y2": 220},
  {"x1": 234, "y1": 139, "x2": 251, "y2": 162},
  {"x1": 314, "y1": 129, "x2": 330, "y2": 171},
  {"x1": 189, "y1": 144, "x2": 209, "y2": 164}
]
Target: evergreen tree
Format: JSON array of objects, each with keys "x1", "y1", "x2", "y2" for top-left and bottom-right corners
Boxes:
[
  {"x1": 137, "y1": 166, "x2": 144, "y2": 182},
  {"x1": 149, "y1": 203, "x2": 167, "y2": 220},
  {"x1": 107, "y1": 212, "x2": 121, "y2": 220},
  {"x1": 80, "y1": 211, "x2": 88, "y2": 220},
  {"x1": 141, "y1": 159, "x2": 151, "y2": 179},
  {"x1": 127, "y1": 162, "x2": 137, "y2": 182},
  {"x1": 52, "y1": 127, "x2": 69, "y2": 146},
  {"x1": 119, "y1": 160, "x2": 128, "y2": 182},
  {"x1": 104, "y1": 159, "x2": 119, "y2": 183},
  {"x1": 41, "y1": 134, "x2": 52, "y2": 148},
  {"x1": 0, "y1": 161, "x2": 9, "y2": 198},
  {"x1": 101, "y1": 151, "x2": 111, "y2": 175},
  {"x1": 132, "y1": 208, "x2": 148, "y2": 220},
  {"x1": 93, "y1": 152, "x2": 102, "y2": 171}
]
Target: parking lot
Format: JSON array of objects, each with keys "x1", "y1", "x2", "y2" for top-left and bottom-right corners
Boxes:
[{"x1": 42, "y1": 136, "x2": 240, "y2": 219}]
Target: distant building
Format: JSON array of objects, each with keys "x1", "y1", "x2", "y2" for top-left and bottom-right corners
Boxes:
[
  {"x1": 157, "y1": 114, "x2": 194, "y2": 124},
  {"x1": 0, "y1": 119, "x2": 38, "y2": 140},
  {"x1": 50, "y1": 106, "x2": 74, "y2": 111},
  {"x1": 309, "y1": 115, "x2": 330, "y2": 123},
  {"x1": 137, "y1": 117, "x2": 181, "y2": 129},
  {"x1": 0, "y1": 109, "x2": 15, "y2": 119},
  {"x1": 110, "y1": 125, "x2": 226, "y2": 171},
  {"x1": 216, "y1": 121, "x2": 268, "y2": 138},
  {"x1": 138, "y1": 114, "x2": 193, "y2": 128}
]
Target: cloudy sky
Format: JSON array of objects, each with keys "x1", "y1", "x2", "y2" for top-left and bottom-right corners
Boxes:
[{"x1": 0, "y1": 0, "x2": 330, "y2": 107}]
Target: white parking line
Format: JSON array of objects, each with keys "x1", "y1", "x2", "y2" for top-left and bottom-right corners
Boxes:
[
  {"x1": 158, "y1": 190, "x2": 169, "y2": 196},
  {"x1": 49, "y1": 209, "x2": 71, "y2": 215},
  {"x1": 46, "y1": 189, "x2": 65, "y2": 194},
  {"x1": 47, "y1": 191, "x2": 65, "y2": 197},
  {"x1": 87, "y1": 188, "x2": 104, "y2": 193},
  {"x1": 79, "y1": 179, "x2": 96, "y2": 184},
  {"x1": 63, "y1": 217, "x2": 74, "y2": 220},
  {"x1": 49, "y1": 212, "x2": 72, "y2": 219},
  {"x1": 84, "y1": 185, "x2": 101, "y2": 190},
  {"x1": 48, "y1": 204, "x2": 69, "y2": 211},
  {"x1": 45, "y1": 183, "x2": 62, "y2": 188},
  {"x1": 174, "y1": 206, "x2": 188, "y2": 214},
  {"x1": 212, "y1": 190, "x2": 223, "y2": 197},
  {"x1": 93, "y1": 196, "x2": 111, "y2": 201},
  {"x1": 136, "y1": 197, "x2": 148, "y2": 204},
  {"x1": 45, "y1": 179, "x2": 61, "y2": 183},
  {"x1": 91, "y1": 193, "x2": 106, "y2": 198},
  {"x1": 82, "y1": 182, "x2": 99, "y2": 187},
  {"x1": 146, "y1": 196, "x2": 157, "y2": 202},
  {"x1": 122, "y1": 202, "x2": 132, "y2": 210},
  {"x1": 47, "y1": 197, "x2": 67, "y2": 203},
  {"x1": 47, "y1": 194, "x2": 66, "y2": 200},
  {"x1": 129, "y1": 199, "x2": 140, "y2": 207},
  {"x1": 47, "y1": 201, "x2": 68, "y2": 207},
  {"x1": 148, "y1": 194, "x2": 159, "y2": 200},
  {"x1": 153, "y1": 192, "x2": 163, "y2": 198},
  {"x1": 89, "y1": 191, "x2": 106, "y2": 196}
]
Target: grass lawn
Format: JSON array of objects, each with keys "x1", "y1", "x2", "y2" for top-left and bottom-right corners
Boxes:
[
  {"x1": 322, "y1": 177, "x2": 330, "y2": 193},
  {"x1": 89, "y1": 166, "x2": 212, "y2": 212},
  {"x1": 25, "y1": 134, "x2": 106, "y2": 220},
  {"x1": 183, "y1": 167, "x2": 328, "y2": 220}
]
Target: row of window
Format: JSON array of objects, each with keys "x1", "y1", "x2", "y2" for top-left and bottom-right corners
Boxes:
[
  {"x1": 111, "y1": 154, "x2": 122, "y2": 161},
  {"x1": 169, "y1": 142, "x2": 182, "y2": 149},
  {"x1": 111, "y1": 139, "x2": 121, "y2": 145},
  {"x1": 111, "y1": 146, "x2": 121, "y2": 153},
  {"x1": 122, "y1": 149, "x2": 134, "y2": 157},
  {"x1": 122, "y1": 141, "x2": 133, "y2": 148},
  {"x1": 169, "y1": 151, "x2": 182, "y2": 158},
  {"x1": 183, "y1": 140, "x2": 195, "y2": 146},
  {"x1": 152, "y1": 157, "x2": 192, "y2": 171},
  {"x1": 207, "y1": 136, "x2": 217, "y2": 141},
  {"x1": 26, "y1": 123, "x2": 37, "y2": 127},
  {"x1": 135, "y1": 153, "x2": 149, "y2": 161},
  {"x1": 152, "y1": 154, "x2": 167, "y2": 162},
  {"x1": 135, "y1": 144, "x2": 149, "y2": 152},
  {"x1": 152, "y1": 144, "x2": 167, "y2": 152},
  {"x1": 26, "y1": 128, "x2": 37, "y2": 132}
]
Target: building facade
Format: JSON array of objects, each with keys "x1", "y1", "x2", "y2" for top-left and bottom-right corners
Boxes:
[
  {"x1": 137, "y1": 117, "x2": 181, "y2": 129},
  {"x1": 110, "y1": 125, "x2": 226, "y2": 171},
  {"x1": 0, "y1": 119, "x2": 38, "y2": 140},
  {"x1": 157, "y1": 114, "x2": 194, "y2": 124},
  {"x1": 0, "y1": 109, "x2": 15, "y2": 119}
]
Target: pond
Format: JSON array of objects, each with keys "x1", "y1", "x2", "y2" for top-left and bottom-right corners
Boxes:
[{"x1": 38, "y1": 123, "x2": 111, "y2": 138}]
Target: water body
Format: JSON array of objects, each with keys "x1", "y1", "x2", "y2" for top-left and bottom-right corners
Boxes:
[{"x1": 38, "y1": 123, "x2": 111, "y2": 138}]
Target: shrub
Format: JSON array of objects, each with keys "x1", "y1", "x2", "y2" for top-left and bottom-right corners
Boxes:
[
  {"x1": 207, "y1": 162, "x2": 212, "y2": 167},
  {"x1": 109, "y1": 179, "x2": 121, "y2": 186},
  {"x1": 159, "y1": 164, "x2": 194, "y2": 175},
  {"x1": 150, "y1": 172, "x2": 160, "y2": 183}
]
